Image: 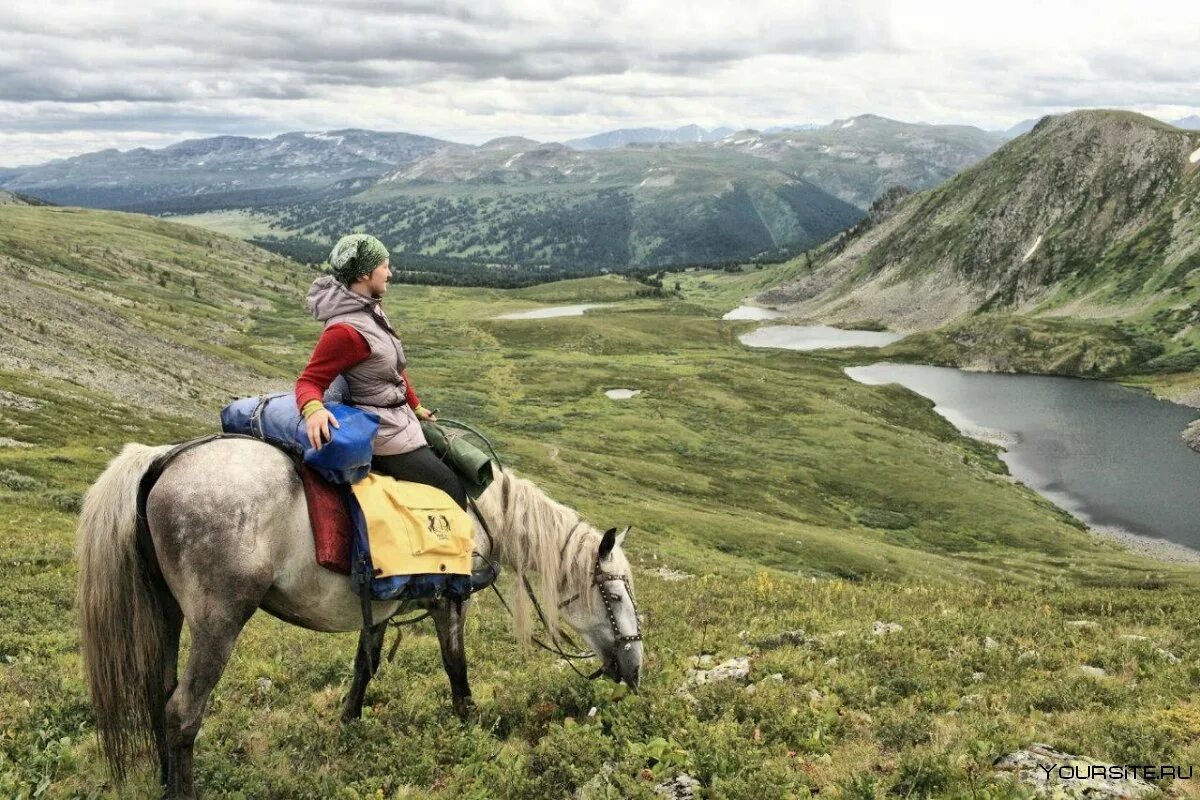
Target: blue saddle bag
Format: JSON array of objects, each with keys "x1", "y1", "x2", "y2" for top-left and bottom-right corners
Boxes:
[{"x1": 219, "y1": 384, "x2": 379, "y2": 484}]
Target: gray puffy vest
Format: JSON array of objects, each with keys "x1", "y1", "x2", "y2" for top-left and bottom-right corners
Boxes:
[{"x1": 306, "y1": 276, "x2": 427, "y2": 456}]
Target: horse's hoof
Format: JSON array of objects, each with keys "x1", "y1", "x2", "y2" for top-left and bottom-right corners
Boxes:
[{"x1": 453, "y1": 696, "x2": 476, "y2": 721}]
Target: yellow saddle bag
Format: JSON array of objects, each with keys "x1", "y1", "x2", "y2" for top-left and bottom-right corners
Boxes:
[{"x1": 350, "y1": 473, "x2": 474, "y2": 578}]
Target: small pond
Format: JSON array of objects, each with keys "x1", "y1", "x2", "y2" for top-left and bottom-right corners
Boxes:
[
  {"x1": 723, "y1": 305, "x2": 787, "y2": 320},
  {"x1": 740, "y1": 324, "x2": 905, "y2": 351},
  {"x1": 493, "y1": 303, "x2": 608, "y2": 320}
]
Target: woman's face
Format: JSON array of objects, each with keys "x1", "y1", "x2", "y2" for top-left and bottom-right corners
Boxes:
[{"x1": 360, "y1": 259, "x2": 392, "y2": 297}]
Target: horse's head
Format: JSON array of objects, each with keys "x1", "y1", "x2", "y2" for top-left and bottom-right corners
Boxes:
[{"x1": 560, "y1": 525, "x2": 643, "y2": 689}]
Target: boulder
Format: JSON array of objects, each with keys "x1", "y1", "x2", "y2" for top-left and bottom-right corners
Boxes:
[{"x1": 993, "y1": 743, "x2": 1160, "y2": 798}]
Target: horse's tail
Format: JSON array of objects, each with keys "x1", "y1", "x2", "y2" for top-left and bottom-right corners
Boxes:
[{"x1": 75, "y1": 441, "x2": 173, "y2": 782}]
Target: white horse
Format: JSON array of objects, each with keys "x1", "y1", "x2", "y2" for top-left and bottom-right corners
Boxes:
[{"x1": 75, "y1": 437, "x2": 642, "y2": 799}]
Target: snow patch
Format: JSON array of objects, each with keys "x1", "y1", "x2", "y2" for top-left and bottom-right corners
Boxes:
[
  {"x1": 1022, "y1": 234, "x2": 1043, "y2": 262},
  {"x1": 842, "y1": 119, "x2": 855, "y2": 128},
  {"x1": 1190, "y1": 146, "x2": 1200, "y2": 164},
  {"x1": 304, "y1": 132, "x2": 345, "y2": 145},
  {"x1": 502, "y1": 152, "x2": 525, "y2": 168}
]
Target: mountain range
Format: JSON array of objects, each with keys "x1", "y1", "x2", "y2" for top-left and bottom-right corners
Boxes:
[{"x1": 0, "y1": 116, "x2": 1008, "y2": 274}]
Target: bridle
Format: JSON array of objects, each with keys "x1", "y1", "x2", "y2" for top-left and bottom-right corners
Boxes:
[
  {"x1": 549, "y1": 520, "x2": 643, "y2": 677},
  {"x1": 484, "y1": 516, "x2": 642, "y2": 680}
]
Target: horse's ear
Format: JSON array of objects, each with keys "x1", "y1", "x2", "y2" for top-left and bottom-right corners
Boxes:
[
  {"x1": 616, "y1": 525, "x2": 630, "y2": 548},
  {"x1": 599, "y1": 527, "x2": 617, "y2": 560}
]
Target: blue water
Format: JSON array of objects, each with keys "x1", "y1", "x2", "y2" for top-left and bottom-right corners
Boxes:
[{"x1": 846, "y1": 363, "x2": 1200, "y2": 551}]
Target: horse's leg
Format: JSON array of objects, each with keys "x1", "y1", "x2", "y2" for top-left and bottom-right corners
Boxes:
[
  {"x1": 153, "y1": 590, "x2": 183, "y2": 792},
  {"x1": 164, "y1": 608, "x2": 256, "y2": 800},
  {"x1": 431, "y1": 598, "x2": 474, "y2": 719},
  {"x1": 341, "y1": 621, "x2": 388, "y2": 723}
]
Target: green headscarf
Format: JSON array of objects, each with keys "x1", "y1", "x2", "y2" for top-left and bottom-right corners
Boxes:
[{"x1": 328, "y1": 234, "x2": 389, "y2": 284}]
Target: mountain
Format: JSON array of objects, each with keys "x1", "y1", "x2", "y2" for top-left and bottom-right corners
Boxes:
[
  {"x1": 1, "y1": 130, "x2": 466, "y2": 212},
  {"x1": 183, "y1": 115, "x2": 999, "y2": 274},
  {"x1": 564, "y1": 125, "x2": 735, "y2": 150},
  {"x1": 1172, "y1": 115, "x2": 1200, "y2": 130},
  {"x1": 758, "y1": 110, "x2": 1200, "y2": 335},
  {"x1": 763, "y1": 123, "x2": 823, "y2": 134},
  {"x1": 708, "y1": 115, "x2": 1005, "y2": 209},
  {"x1": 0, "y1": 189, "x2": 26, "y2": 206},
  {"x1": 276, "y1": 142, "x2": 866, "y2": 270}
]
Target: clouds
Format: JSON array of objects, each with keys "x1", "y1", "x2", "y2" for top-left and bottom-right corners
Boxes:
[{"x1": 0, "y1": 0, "x2": 1196, "y2": 166}]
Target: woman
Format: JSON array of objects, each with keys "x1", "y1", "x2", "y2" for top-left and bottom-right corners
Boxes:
[{"x1": 295, "y1": 233, "x2": 468, "y2": 510}]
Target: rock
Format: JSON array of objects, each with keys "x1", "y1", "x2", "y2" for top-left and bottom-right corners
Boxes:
[
  {"x1": 824, "y1": 657, "x2": 839, "y2": 667},
  {"x1": 255, "y1": 677, "x2": 273, "y2": 698},
  {"x1": 971, "y1": 671, "x2": 986, "y2": 682},
  {"x1": 692, "y1": 654, "x2": 714, "y2": 668},
  {"x1": 655, "y1": 773, "x2": 701, "y2": 800},
  {"x1": 1065, "y1": 620, "x2": 1100, "y2": 629},
  {"x1": 993, "y1": 743, "x2": 1159, "y2": 798},
  {"x1": 1118, "y1": 634, "x2": 1150, "y2": 642},
  {"x1": 872, "y1": 621, "x2": 903, "y2": 636},
  {"x1": 754, "y1": 629, "x2": 807, "y2": 650},
  {"x1": 1156, "y1": 649, "x2": 1180, "y2": 664},
  {"x1": 1018, "y1": 650, "x2": 1040, "y2": 663},
  {"x1": 686, "y1": 656, "x2": 751, "y2": 687},
  {"x1": 983, "y1": 636, "x2": 1000, "y2": 650},
  {"x1": 1183, "y1": 419, "x2": 1200, "y2": 453},
  {"x1": 1077, "y1": 665, "x2": 1107, "y2": 679},
  {"x1": 960, "y1": 693, "x2": 984, "y2": 706},
  {"x1": 651, "y1": 566, "x2": 693, "y2": 582}
]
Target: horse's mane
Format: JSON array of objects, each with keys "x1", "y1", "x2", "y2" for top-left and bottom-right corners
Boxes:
[{"x1": 473, "y1": 466, "x2": 629, "y2": 644}]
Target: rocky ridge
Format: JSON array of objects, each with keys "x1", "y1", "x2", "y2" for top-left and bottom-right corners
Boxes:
[{"x1": 758, "y1": 110, "x2": 1200, "y2": 331}]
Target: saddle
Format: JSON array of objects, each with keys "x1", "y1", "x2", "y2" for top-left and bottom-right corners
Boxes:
[{"x1": 219, "y1": 390, "x2": 499, "y2": 600}]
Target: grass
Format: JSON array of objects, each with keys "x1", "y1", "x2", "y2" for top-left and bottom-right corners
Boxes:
[{"x1": 1, "y1": 207, "x2": 1198, "y2": 798}]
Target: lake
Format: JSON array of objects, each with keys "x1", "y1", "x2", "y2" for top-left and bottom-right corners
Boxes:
[
  {"x1": 723, "y1": 305, "x2": 787, "y2": 320},
  {"x1": 493, "y1": 303, "x2": 608, "y2": 319},
  {"x1": 846, "y1": 363, "x2": 1200, "y2": 553},
  {"x1": 740, "y1": 324, "x2": 905, "y2": 350}
]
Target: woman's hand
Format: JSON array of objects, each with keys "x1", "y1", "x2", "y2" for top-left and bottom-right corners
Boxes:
[
  {"x1": 306, "y1": 408, "x2": 340, "y2": 450},
  {"x1": 416, "y1": 406, "x2": 438, "y2": 422}
]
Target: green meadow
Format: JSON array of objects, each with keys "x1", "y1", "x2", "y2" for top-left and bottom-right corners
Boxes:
[{"x1": 1, "y1": 205, "x2": 1198, "y2": 798}]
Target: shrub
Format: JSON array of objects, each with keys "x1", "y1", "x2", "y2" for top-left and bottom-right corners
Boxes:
[
  {"x1": 48, "y1": 491, "x2": 83, "y2": 513},
  {"x1": 0, "y1": 469, "x2": 40, "y2": 492},
  {"x1": 888, "y1": 750, "x2": 952, "y2": 797}
]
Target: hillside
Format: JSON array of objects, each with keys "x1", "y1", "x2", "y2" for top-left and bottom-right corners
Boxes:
[
  {"x1": 759, "y1": 111, "x2": 1200, "y2": 344},
  {"x1": 265, "y1": 142, "x2": 866, "y2": 270},
  {"x1": 2, "y1": 205, "x2": 1199, "y2": 797}
]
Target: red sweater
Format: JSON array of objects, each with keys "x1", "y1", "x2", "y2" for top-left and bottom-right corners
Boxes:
[{"x1": 295, "y1": 323, "x2": 421, "y2": 412}]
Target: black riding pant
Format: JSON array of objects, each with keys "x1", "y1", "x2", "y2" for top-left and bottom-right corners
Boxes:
[{"x1": 372, "y1": 445, "x2": 468, "y2": 511}]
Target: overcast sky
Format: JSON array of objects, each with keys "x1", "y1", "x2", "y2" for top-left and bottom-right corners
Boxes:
[{"x1": 1, "y1": 0, "x2": 1197, "y2": 167}]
